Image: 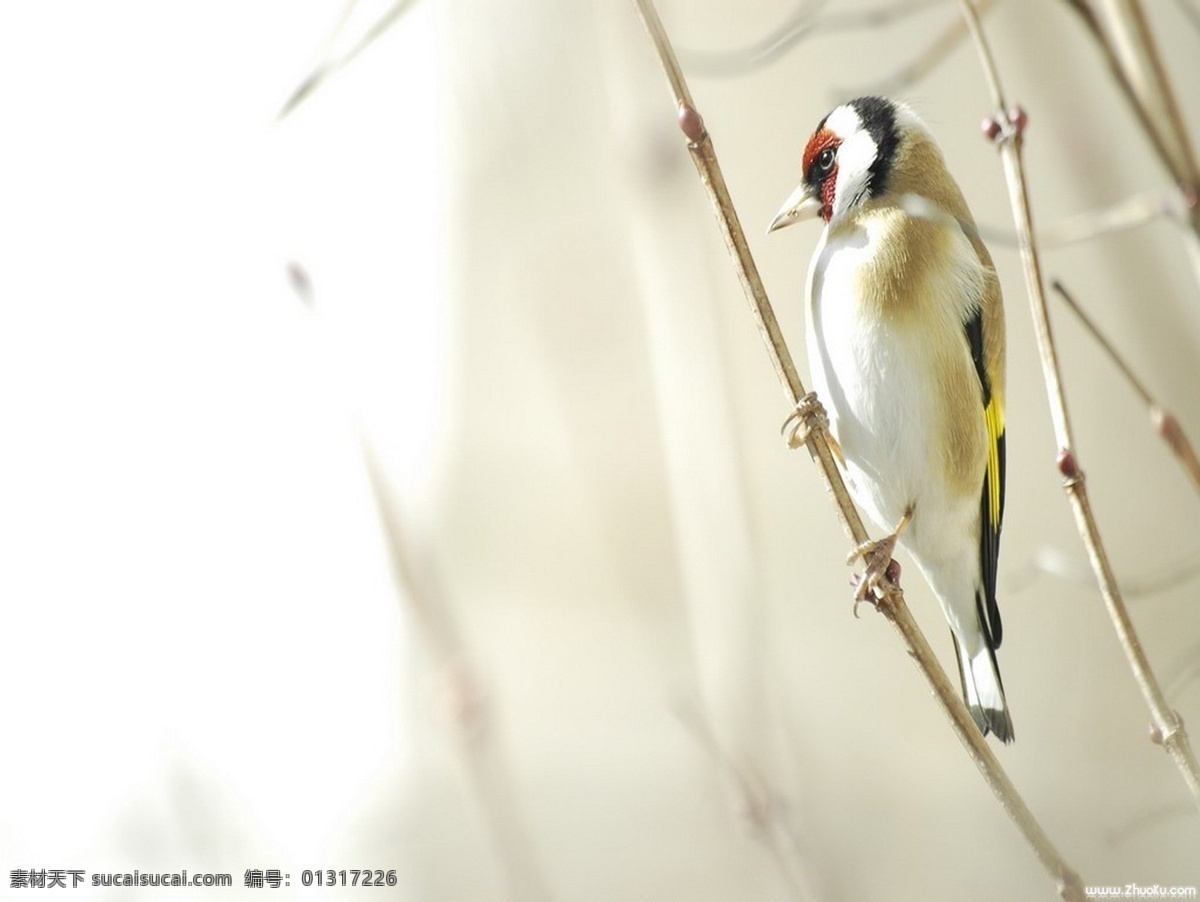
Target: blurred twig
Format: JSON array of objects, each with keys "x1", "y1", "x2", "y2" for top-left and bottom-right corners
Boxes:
[
  {"x1": 599, "y1": 9, "x2": 809, "y2": 893},
  {"x1": 976, "y1": 191, "x2": 1188, "y2": 249},
  {"x1": 1059, "y1": 0, "x2": 1185, "y2": 188},
  {"x1": 1060, "y1": 0, "x2": 1200, "y2": 291},
  {"x1": 680, "y1": 0, "x2": 957, "y2": 77},
  {"x1": 631, "y1": 0, "x2": 1087, "y2": 897},
  {"x1": 1170, "y1": 0, "x2": 1200, "y2": 36},
  {"x1": 1106, "y1": 802, "x2": 1196, "y2": 847},
  {"x1": 834, "y1": 0, "x2": 995, "y2": 98},
  {"x1": 1118, "y1": 2, "x2": 1200, "y2": 191},
  {"x1": 675, "y1": 698, "x2": 831, "y2": 902},
  {"x1": 286, "y1": 260, "x2": 316, "y2": 307},
  {"x1": 1051, "y1": 280, "x2": 1200, "y2": 493},
  {"x1": 896, "y1": 190, "x2": 1189, "y2": 254},
  {"x1": 360, "y1": 446, "x2": 554, "y2": 902},
  {"x1": 959, "y1": 0, "x2": 1200, "y2": 813},
  {"x1": 1007, "y1": 545, "x2": 1200, "y2": 599},
  {"x1": 287, "y1": 264, "x2": 552, "y2": 902},
  {"x1": 1035, "y1": 193, "x2": 1186, "y2": 245},
  {"x1": 279, "y1": 0, "x2": 420, "y2": 120}
]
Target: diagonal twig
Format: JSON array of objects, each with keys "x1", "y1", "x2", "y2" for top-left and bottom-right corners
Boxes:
[
  {"x1": 278, "y1": 0, "x2": 421, "y2": 120},
  {"x1": 976, "y1": 191, "x2": 1188, "y2": 249},
  {"x1": 1059, "y1": 0, "x2": 1200, "y2": 293},
  {"x1": 1050, "y1": 280, "x2": 1200, "y2": 493},
  {"x1": 834, "y1": 0, "x2": 995, "y2": 99},
  {"x1": 1118, "y1": 1, "x2": 1200, "y2": 192},
  {"x1": 1169, "y1": 0, "x2": 1200, "y2": 36},
  {"x1": 674, "y1": 697, "x2": 831, "y2": 902},
  {"x1": 681, "y1": 0, "x2": 953, "y2": 78},
  {"x1": 1058, "y1": 0, "x2": 1186, "y2": 189},
  {"x1": 959, "y1": 0, "x2": 1200, "y2": 813},
  {"x1": 286, "y1": 265, "x2": 552, "y2": 902},
  {"x1": 360, "y1": 444, "x2": 554, "y2": 902},
  {"x1": 1008, "y1": 544, "x2": 1200, "y2": 600}
]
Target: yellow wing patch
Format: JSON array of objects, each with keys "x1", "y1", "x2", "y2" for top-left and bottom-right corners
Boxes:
[{"x1": 984, "y1": 398, "x2": 1004, "y2": 529}]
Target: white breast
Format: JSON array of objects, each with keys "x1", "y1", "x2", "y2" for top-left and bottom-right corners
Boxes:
[{"x1": 804, "y1": 215, "x2": 983, "y2": 551}]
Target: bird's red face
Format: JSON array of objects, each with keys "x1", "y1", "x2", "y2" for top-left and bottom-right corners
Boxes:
[
  {"x1": 801, "y1": 127, "x2": 842, "y2": 222},
  {"x1": 770, "y1": 96, "x2": 900, "y2": 234}
]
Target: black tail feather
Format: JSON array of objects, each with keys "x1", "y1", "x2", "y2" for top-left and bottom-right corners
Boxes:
[{"x1": 951, "y1": 628, "x2": 1014, "y2": 744}]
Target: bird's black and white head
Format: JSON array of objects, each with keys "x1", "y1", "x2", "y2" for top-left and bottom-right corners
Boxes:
[{"x1": 769, "y1": 96, "x2": 905, "y2": 231}]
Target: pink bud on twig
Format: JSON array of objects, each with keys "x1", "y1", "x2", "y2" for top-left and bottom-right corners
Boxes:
[
  {"x1": 1008, "y1": 105, "x2": 1028, "y2": 135},
  {"x1": 1056, "y1": 448, "x2": 1080, "y2": 480},
  {"x1": 678, "y1": 102, "x2": 706, "y2": 142}
]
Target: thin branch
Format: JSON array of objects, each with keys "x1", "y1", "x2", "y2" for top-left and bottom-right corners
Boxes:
[
  {"x1": 1058, "y1": 0, "x2": 1187, "y2": 188},
  {"x1": 904, "y1": 189, "x2": 1187, "y2": 250},
  {"x1": 278, "y1": 0, "x2": 420, "y2": 120},
  {"x1": 1113, "y1": 0, "x2": 1200, "y2": 298},
  {"x1": 632, "y1": 1, "x2": 1087, "y2": 897},
  {"x1": 1035, "y1": 192, "x2": 1187, "y2": 246},
  {"x1": 286, "y1": 265, "x2": 552, "y2": 902},
  {"x1": 680, "y1": 0, "x2": 953, "y2": 78},
  {"x1": 1169, "y1": 0, "x2": 1200, "y2": 37},
  {"x1": 835, "y1": 0, "x2": 995, "y2": 99},
  {"x1": 599, "y1": 13, "x2": 820, "y2": 892},
  {"x1": 960, "y1": 0, "x2": 1200, "y2": 813},
  {"x1": 1119, "y1": 1, "x2": 1200, "y2": 191},
  {"x1": 361, "y1": 440, "x2": 554, "y2": 902},
  {"x1": 1006, "y1": 545, "x2": 1200, "y2": 600},
  {"x1": 1060, "y1": 0, "x2": 1200, "y2": 299},
  {"x1": 316, "y1": 0, "x2": 362, "y2": 62},
  {"x1": 976, "y1": 191, "x2": 1188, "y2": 249},
  {"x1": 1106, "y1": 802, "x2": 1196, "y2": 847},
  {"x1": 675, "y1": 698, "x2": 830, "y2": 902},
  {"x1": 1051, "y1": 280, "x2": 1200, "y2": 493}
]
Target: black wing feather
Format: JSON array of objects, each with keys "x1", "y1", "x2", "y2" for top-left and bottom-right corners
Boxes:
[{"x1": 965, "y1": 307, "x2": 1005, "y2": 649}]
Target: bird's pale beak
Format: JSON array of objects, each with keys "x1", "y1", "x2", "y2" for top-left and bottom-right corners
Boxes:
[{"x1": 768, "y1": 183, "x2": 822, "y2": 233}]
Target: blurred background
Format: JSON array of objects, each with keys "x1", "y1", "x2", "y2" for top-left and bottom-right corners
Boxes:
[{"x1": 1, "y1": 0, "x2": 1199, "y2": 899}]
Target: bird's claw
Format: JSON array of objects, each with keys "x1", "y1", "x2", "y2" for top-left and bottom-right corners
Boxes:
[
  {"x1": 847, "y1": 534, "x2": 900, "y2": 613},
  {"x1": 781, "y1": 391, "x2": 829, "y2": 450}
]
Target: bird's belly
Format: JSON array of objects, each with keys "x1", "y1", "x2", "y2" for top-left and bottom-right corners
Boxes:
[
  {"x1": 804, "y1": 220, "x2": 990, "y2": 563},
  {"x1": 808, "y1": 270, "x2": 952, "y2": 536},
  {"x1": 810, "y1": 318, "x2": 930, "y2": 531}
]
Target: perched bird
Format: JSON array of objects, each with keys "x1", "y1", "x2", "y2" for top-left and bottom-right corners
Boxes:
[{"x1": 769, "y1": 96, "x2": 1012, "y2": 742}]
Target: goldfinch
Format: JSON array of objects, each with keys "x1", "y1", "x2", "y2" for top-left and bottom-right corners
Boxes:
[{"x1": 769, "y1": 96, "x2": 1012, "y2": 742}]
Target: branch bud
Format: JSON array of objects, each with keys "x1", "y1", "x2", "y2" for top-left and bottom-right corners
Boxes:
[
  {"x1": 677, "y1": 102, "x2": 706, "y2": 142},
  {"x1": 1008, "y1": 105, "x2": 1028, "y2": 136},
  {"x1": 1056, "y1": 448, "x2": 1080, "y2": 480}
]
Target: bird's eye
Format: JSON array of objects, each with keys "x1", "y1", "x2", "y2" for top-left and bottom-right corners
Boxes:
[{"x1": 817, "y1": 147, "x2": 836, "y2": 173}]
